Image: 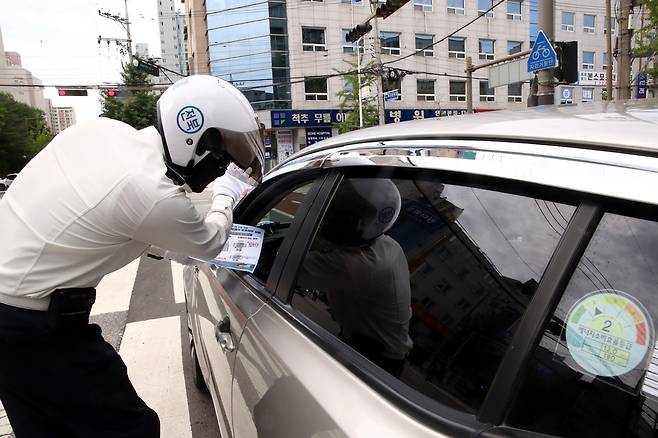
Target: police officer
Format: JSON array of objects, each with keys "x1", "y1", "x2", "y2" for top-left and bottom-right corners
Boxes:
[{"x1": 0, "y1": 75, "x2": 264, "y2": 437}]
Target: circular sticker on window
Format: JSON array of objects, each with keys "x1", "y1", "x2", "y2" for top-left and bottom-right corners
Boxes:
[{"x1": 565, "y1": 290, "x2": 653, "y2": 377}]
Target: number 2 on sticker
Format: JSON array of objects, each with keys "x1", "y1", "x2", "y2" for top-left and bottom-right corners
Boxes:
[{"x1": 602, "y1": 320, "x2": 612, "y2": 332}]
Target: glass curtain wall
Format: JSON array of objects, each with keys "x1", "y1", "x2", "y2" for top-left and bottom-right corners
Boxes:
[{"x1": 207, "y1": 0, "x2": 291, "y2": 110}]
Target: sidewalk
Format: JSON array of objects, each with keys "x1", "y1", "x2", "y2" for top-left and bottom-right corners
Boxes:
[{"x1": 0, "y1": 401, "x2": 12, "y2": 438}]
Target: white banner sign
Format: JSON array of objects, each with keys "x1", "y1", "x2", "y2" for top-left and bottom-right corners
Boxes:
[{"x1": 579, "y1": 71, "x2": 617, "y2": 86}]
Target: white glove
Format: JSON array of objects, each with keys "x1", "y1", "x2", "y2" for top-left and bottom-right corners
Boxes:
[{"x1": 212, "y1": 163, "x2": 257, "y2": 202}]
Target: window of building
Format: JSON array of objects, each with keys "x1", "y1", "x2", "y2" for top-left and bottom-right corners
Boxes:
[
  {"x1": 478, "y1": 0, "x2": 494, "y2": 17},
  {"x1": 341, "y1": 0, "x2": 364, "y2": 4},
  {"x1": 414, "y1": 0, "x2": 432, "y2": 12},
  {"x1": 560, "y1": 86, "x2": 574, "y2": 104},
  {"x1": 507, "y1": 0, "x2": 522, "y2": 20},
  {"x1": 302, "y1": 27, "x2": 326, "y2": 51},
  {"x1": 605, "y1": 17, "x2": 616, "y2": 34},
  {"x1": 508, "y1": 40, "x2": 523, "y2": 54},
  {"x1": 582, "y1": 87, "x2": 594, "y2": 102},
  {"x1": 383, "y1": 77, "x2": 402, "y2": 100},
  {"x1": 415, "y1": 34, "x2": 434, "y2": 56},
  {"x1": 480, "y1": 80, "x2": 495, "y2": 101},
  {"x1": 582, "y1": 51, "x2": 595, "y2": 70},
  {"x1": 342, "y1": 29, "x2": 365, "y2": 53},
  {"x1": 602, "y1": 52, "x2": 614, "y2": 70},
  {"x1": 448, "y1": 37, "x2": 466, "y2": 58},
  {"x1": 304, "y1": 77, "x2": 328, "y2": 100},
  {"x1": 508, "y1": 82, "x2": 523, "y2": 102},
  {"x1": 562, "y1": 11, "x2": 575, "y2": 31},
  {"x1": 380, "y1": 32, "x2": 401, "y2": 55},
  {"x1": 447, "y1": 0, "x2": 465, "y2": 15},
  {"x1": 508, "y1": 213, "x2": 658, "y2": 437},
  {"x1": 584, "y1": 14, "x2": 596, "y2": 33},
  {"x1": 479, "y1": 39, "x2": 495, "y2": 60},
  {"x1": 291, "y1": 176, "x2": 574, "y2": 413},
  {"x1": 449, "y1": 80, "x2": 466, "y2": 101},
  {"x1": 417, "y1": 79, "x2": 435, "y2": 101}
]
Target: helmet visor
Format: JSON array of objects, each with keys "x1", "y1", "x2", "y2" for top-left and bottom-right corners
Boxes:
[{"x1": 207, "y1": 127, "x2": 265, "y2": 182}]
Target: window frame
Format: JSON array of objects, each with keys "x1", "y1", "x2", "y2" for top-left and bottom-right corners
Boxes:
[
  {"x1": 304, "y1": 76, "x2": 329, "y2": 101},
  {"x1": 478, "y1": 0, "x2": 494, "y2": 17},
  {"x1": 414, "y1": 0, "x2": 432, "y2": 13},
  {"x1": 479, "y1": 38, "x2": 495, "y2": 60},
  {"x1": 561, "y1": 11, "x2": 575, "y2": 31},
  {"x1": 447, "y1": 0, "x2": 465, "y2": 15},
  {"x1": 479, "y1": 80, "x2": 495, "y2": 102},
  {"x1": 506, "y1": 0, "x2": 522, "y2": 21},
  {"x1": 449, "y1": 80, "x2": 466, "y2": 101},
  {"x1": 582, "y1": 50, "x2": 595, "y2": 70},
  {"x1": 380, "y1": 31, "x2": 401, "y2": 55},
  {"x1": 416, "y1": 79, "x2": 436, "y2": 101},
  {"x1": 415, "y1": 33, "x2": 434, "y2": 56},
  {"x1": 583, "y1": 14, "x2": 596, "y2": 33},
  {"x1": 507, "y1": 82, "x2": 523, "y2": 102},
  {"x1": 302, "y1": 26, "x2": 327, "y2": 52},
  {"x1": 448, "y1": 36, "x2": 466, "y2": 59}
]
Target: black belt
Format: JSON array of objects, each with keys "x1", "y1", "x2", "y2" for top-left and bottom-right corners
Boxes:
[{"x1": 47, "y1": 287, "x2": 96, "y2": 332}]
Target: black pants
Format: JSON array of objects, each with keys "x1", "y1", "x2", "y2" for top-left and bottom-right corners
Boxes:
[{"x1": 0, "y1": 303, "x2": 160, "y2": 438}]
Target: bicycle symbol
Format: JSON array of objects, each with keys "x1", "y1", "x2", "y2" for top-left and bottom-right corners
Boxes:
[{"x1": 532, "y1": 44, "x2": 551, "y2": 60}]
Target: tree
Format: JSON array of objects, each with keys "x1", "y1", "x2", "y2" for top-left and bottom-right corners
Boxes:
[
  {"x1": 100, "y1": 63, "x2": 159, "y2": 129},
  {"x1": 633, "y1": 0, "x2": 658, "y2": 78},
  {"x1": 0, "y1": 92, "x2": 53, "y2": 174},
  {"x1": 336, "y1": 59, "x2": 379, "y2": 134}
]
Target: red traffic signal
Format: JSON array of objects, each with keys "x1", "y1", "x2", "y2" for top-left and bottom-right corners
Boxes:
[
  {"x1": 57, "y1": 88, "x2": 88, "y2": 97},
  {"x1": 107, "y1": 89, "x2": 116, "y2": 97}
]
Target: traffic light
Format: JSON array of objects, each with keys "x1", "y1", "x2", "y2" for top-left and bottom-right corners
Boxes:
[
  {"x1": 375, "y1": 0, "x2": 411, "y2": 19},
  {"x1": 553, "y1": 41, "x2": 578, "y2": 84},
  {"x1": 346, "y1": 23, "x2": 373, "y2": 43},
  {"x1": 57, "y1": 88, "x2": 88, "y2": 97},
  {"x1": 107, "y1": 88, "x2": 117, "y2": 97},
  {"x1": 133, "y1": 58, "x2": 160, "y2": 77}
]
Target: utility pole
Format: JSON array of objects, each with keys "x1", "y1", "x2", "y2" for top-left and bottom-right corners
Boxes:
[
  {"x1": 537, "y1": 0, "x2": 555, "y2": 105},
  {"x1": 98, "y1": 1, "x2": 133, "y2": 63},
  {"x1": 370, "y1": 0, "x2": 385, "y2": 126},
  {"x1": 466, "y1": 57, "x2": 473, "y2": 113},
  {"x1": 605, "y1": 0, "x2": 613, "y2": 99},
  {"x1": 617, "y1": 0, "x2": 632, "y2": 100},
  {"x1": 357, "y1": 37, "x2": 364, "y2": 128}
]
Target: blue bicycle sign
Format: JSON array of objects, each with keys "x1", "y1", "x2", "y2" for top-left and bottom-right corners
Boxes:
[{"x1": 527, "y1": 30, "x2": 558, "y2": 73}]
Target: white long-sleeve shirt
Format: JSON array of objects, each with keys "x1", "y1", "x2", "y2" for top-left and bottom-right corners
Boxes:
[{"x1": 0, "y1": 117, "x2": 232, "y2": 310}]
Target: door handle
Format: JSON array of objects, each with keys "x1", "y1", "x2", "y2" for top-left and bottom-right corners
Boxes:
[{"x1": 214, "y1": 316, "x2": 235, "y2": 353}]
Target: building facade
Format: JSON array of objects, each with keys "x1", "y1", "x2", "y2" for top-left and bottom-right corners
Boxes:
[
  {"x1": 0, "y1": 26, "x2": 48, "y2": 116},
  {"x1": 185, "y1": 0, "x2": 630, "y2": 158},
  {"x1": 49, "y1": 106, "x2": 76, "y2": 134},
  {"x1": 157, "y1": 0, "x2": 188, "y2": 84},
  {"x1": 183, "y1": 0, "x2": 210, "y2": 75}
]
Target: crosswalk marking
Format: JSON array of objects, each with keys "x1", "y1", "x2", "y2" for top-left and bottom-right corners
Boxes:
[
  {"x1": 119, "y1": 316, "x2": 192, "y2": 438},
  {"x1": 91, "y1": 258, "x2": 140, "y2": 316},
  {"x1": 170, "y1": 261, "x2": 186, "y2": 304}
]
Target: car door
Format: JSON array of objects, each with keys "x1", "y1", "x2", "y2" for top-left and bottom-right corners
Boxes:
[{"x1": 191, "y1": 169, "x2": 327, "y2": 437}]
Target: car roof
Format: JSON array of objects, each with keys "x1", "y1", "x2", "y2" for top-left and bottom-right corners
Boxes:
[{"x1": 277, "y1": 99, "x2": 658, "y2": 167}]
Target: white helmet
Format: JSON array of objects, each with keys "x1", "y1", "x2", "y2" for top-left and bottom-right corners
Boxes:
[
  {"x1": 157, "y1": 75, "x2": 265, "y2": 192},
  {"x1": 321, "y1": 178, "x2": 401, "y2": 245}
]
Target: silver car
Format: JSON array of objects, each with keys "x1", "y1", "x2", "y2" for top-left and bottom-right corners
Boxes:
[{"x1": 184, "y1": 100, "x2": 658, "y2": 438}]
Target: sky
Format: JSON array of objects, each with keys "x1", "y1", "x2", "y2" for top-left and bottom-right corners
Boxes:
[{"x1": 1, "y1": 0, "x2": 175, "y2": 121}]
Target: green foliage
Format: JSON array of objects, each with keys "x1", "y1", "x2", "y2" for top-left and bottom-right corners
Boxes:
[
  {"x1": 633, "y1": 0, "x2": 658, "y2": 77},
  {"x1": 0, "y1": 92, "x2": 53, "y2": 174},
  {"x1": 100, "y1": 63, "x2": 159, "y2": 129},
  {"x1": 336, "y1": 59, "x2": 379, "y2": 134}
]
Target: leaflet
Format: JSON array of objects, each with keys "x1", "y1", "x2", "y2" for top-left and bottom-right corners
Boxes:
[{"x1": 192, "y1": 224, "x2": 264, "y2": 273}]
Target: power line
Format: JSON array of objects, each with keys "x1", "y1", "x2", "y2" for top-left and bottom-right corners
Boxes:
[{"x1": 383, "y1": 0, "x2": 506, "y2": 65}]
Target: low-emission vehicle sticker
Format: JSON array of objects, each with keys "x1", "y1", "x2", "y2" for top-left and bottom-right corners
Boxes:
[{"x1": 565, "y1": 290, "x2": 653, "y2": 377}]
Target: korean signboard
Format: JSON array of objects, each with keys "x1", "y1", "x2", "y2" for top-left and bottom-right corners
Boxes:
[
  {"x1": 271, "y1": 110, "x2": 350, "y2": 128},
  {"x1": 305, "y1": 127, "x2": 332, "y2": 146},
  {"x1": 384, "y1": 109, "x2": 468, "y2": 124},
  {"x1": 579, "y1": 71, "x2": 617, "y2": 86},
  {"x1": 637, "y1": 74, "x2": 647, "y2": 99}
]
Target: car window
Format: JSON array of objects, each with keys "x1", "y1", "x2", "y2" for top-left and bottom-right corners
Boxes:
[
  {"x1": 290, "y1": 175, "x2": 574, "y2": 413},
  {"x1": 507, "y1": 213, "x2": 658, "y2": 437},
  {"x1": 250, "y1": 183, "x2": 314, "y2": 282}
]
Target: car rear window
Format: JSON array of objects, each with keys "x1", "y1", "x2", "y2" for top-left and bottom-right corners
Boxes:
[{"x1": 508, "y1": 213, "x2": 658, "y2": 437}]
